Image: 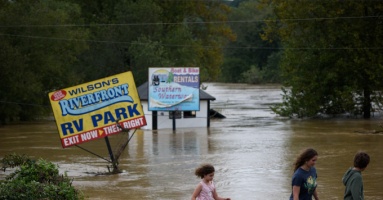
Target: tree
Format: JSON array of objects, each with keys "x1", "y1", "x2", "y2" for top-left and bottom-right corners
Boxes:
[
  {"x1": 128, "y1": 36, "x2": 173, "y2": 84},
  {"x1": 0, "y1": 0, "x2": 89, "y2": 123},
  {"x1": 0, "y1": 153, "x2": 84, "y2": 200},
  {"x1": 262, "y1": 0, "x2": 383, "y2": 118},
  {"x1": 221, "y1": 0, "x2": 280, "y2": 83},
  {"x1": 0, "y1": 0, "x2": 236, "y2": 122},
  {"x1": 68, "y1": 0, "x2": 166, "y2": 84},
  {"x1": 140, "y1": 0, "x2": 236, "y2": 82},
  {"x1": 72, "y1": 0, "x2": 235, "y2": 86}
]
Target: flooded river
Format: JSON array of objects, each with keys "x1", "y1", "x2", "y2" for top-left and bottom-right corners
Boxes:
[{"x1": 1, "y1": 83, "x2": 383, "y2": 199}]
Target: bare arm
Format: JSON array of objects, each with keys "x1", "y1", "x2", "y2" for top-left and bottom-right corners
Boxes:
[
  {"x1": 313, "y1": 188, "x2": 319, "y2": 200},
  {"x1": 191, "y1": 183, "x2": 202, "y2": 200},
  {"x1": 292, "y1": 185, "x2": 300, "y2": 200},
  {"x1": 212, "y1": 188, "x2": 230, "y2": 200}
]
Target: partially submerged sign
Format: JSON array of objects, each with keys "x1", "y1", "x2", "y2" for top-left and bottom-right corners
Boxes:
[
  {"x1": 148, "y1": 67, "x2": 200, "y2": 111},
  {"x1": 48, "y1": 71, "x2": 146, "y2": 148}
]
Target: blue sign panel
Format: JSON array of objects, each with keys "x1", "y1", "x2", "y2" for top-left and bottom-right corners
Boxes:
[{"x1": 148, "y1": 67, "x2": 200, "y2": 111}]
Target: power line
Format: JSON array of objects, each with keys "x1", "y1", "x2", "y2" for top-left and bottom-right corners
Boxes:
[
  {"x1": 0, "y1": 33, "x2": 127, "y2": 44},
  {"x1": 0, "y1": 14, "x2": 381, "y2": 50},
  {"x1": 1, "y1": 33, "x2": 382, "y2": 50},
  {"x1": 0, "y1": 16, "x2": 379, "y2": 28},
  {"x1": 0, "y1": 100, "x2": 49, "y2": 107}
]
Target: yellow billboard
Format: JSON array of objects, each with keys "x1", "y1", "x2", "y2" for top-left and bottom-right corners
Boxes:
[{"x1": 48, "y1": 71, "x2": 146, "y2": 148}]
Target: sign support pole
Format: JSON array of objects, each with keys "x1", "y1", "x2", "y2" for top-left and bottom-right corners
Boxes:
[
  {"x1": 104, "y1": 136, "x2": 119, "y2": 173},
  {"x1": 172, "y1": 111, "x2": 176, "y2": 131}
]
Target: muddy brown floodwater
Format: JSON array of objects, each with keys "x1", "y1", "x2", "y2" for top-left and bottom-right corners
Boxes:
[{"x1": 1, "y1": 83, "x2": 383, "y2": 200}]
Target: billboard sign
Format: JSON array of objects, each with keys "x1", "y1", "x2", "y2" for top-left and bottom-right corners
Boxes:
[
  {"x1": 148, "y1": 67, "x2": 200, "y2": 111},
  {"x1": 48, "y1": 71, "x2": 146, "y2": 148}
]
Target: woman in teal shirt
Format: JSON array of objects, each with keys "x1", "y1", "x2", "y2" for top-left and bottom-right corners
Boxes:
[{"x1": 290, "y1": 148, "x2": 320, "y2": 200}]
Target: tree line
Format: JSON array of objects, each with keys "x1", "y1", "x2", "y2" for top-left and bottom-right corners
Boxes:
[
  {"x1": 1, "y1": 0, "x2": 382, "y2": 123},
  {"x1": 260, "y1": 0, "x2": 383, "y2": 119},
  {"x1": 0, "y1": 0, "x2": 235, "y2": 123}
]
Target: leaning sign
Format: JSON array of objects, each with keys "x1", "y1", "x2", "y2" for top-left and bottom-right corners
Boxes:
[
  {"x1": 48, "y1": 71, "x2": 146, "y2": 148},
  {"x1": 148, "y1": 67, "x2": 200, "y2": 111}
]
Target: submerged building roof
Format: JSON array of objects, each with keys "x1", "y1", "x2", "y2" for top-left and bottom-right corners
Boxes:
[{"x1": 136, "y1": 82, "x2": 216, "y2": 101}]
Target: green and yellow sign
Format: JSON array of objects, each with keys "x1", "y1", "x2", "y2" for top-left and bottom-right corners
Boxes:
[{"x1": 48, "y1": 71, "x2": 146, "y2": 148}]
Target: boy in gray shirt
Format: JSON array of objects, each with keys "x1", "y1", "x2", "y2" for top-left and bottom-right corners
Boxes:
[{"x1": 342, "y1": 152, "x2": 370, "y2": 200}]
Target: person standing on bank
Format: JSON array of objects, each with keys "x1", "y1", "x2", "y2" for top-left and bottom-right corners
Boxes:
[
  {"x1": 342, "y1": 151, "x2": 370, "y2": 200},
  {"x1": 290, "y1": 148, "x2": 319, "y2": 200},
  {"x1": 191, "y1": 163, "x2": 230, "y2": 200}
]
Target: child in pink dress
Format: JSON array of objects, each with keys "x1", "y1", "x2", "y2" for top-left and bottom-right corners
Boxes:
[{"x1": 191, "y1": 164, "x2": 230, "y2": 200}]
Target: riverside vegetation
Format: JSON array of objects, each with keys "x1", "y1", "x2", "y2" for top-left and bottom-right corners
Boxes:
[{"x1": 0, "y1": 153, "x2": 84, "y2": 200}]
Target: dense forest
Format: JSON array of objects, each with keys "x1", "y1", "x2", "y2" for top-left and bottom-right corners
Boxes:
[{"x1": 0, "y1": 0, "x2": 382, "y2": 123}]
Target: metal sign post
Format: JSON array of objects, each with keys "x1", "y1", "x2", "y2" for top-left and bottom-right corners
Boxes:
[
  {"x1": 172, "y1": 111, "x2": 176, "y2": 131},
  {"x1": 104, "y1": 136, "x2": 118, "y2": 173}
]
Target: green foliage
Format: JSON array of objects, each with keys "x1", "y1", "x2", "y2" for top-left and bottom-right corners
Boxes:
[
  {"x1": 221, "y1": 0, "x2": 281, "y2": 83},
  {"x1": 167, "y1": 72, "x2": 174, "y2": 83},
  {"x1": 0, "y1": 153, "x2": 83, "y2": 200},
  {"x1": 69, "y1": 0, "x2": 235, "y2": 86},
  {"x1": 1, "y1": 154, "x2": 32, "y2": 172},
  {"x1": 0, "y1": 0, "x2": 89, "y2": 123},
  {"x1": 0, "y1": 0, "x2": 235, "y2": 122},
  {"x1": 128, "y1": 36, "x2": 173, "y2": 85},
  {"x1": 240, "y1": 51, "x2": 282, "y2": 84},
  {"x1": 157, "y1": 0, "x2": 236, "y2": 82},
  {"x1": 240, "y1": 65, "x2": 262, "y2": 84},
  {"x1": 73, "y1": 0, "x2": 165, "y2": 84},
  {"x1": 263, "y1": 0, "x2": 383, "y2": 118},
  {"x1": 220, "y1": 57, "x2": 248, "y2": 82},
  {"x1": 260, "y1": 51, "x2": 282, "y2": 83}
]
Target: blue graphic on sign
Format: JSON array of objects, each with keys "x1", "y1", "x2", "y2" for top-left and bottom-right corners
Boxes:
[{"x1": 148, "y1": 68, "x2": 200, "y2": 111}]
